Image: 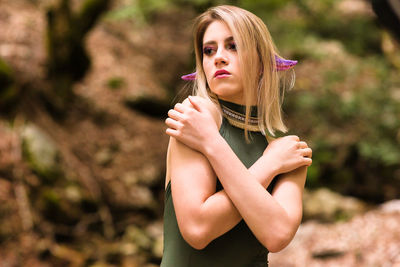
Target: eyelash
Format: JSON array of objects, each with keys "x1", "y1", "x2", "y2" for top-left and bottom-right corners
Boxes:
[
  {"x1": 228, "y1": 42, "x2": 237, "y2": 51},
  {"x1": 203, "y1": 42, "x2": 237, "y2": 56},
  {"x1": 203, "y1": 46, "x2": 214, "y2": 55}
]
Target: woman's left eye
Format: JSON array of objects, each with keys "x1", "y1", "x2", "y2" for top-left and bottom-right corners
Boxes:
[{"x1": 227, "y1": 42, "x2": 237, "y2": 51}]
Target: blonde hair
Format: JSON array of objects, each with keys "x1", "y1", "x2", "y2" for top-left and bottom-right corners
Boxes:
[{"x1": 192, "y1": 5, "x2": 294, "y2": 140}]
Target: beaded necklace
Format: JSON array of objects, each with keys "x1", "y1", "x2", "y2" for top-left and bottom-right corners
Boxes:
[{"x1": 218, "y1": 100, "x2": 261, "y2": 132}]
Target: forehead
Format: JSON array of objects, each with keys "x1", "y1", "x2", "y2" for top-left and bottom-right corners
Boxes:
[{"x1": 203, "y1": 20, "x2": 233, "y2": 43}]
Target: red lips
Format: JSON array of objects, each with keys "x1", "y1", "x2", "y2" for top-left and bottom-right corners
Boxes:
[{"x1": 214, "y1": 69, "x2": 231, "y2": 77}]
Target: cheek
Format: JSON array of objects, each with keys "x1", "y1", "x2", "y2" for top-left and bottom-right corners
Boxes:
[
  {"x1": 232, "y1": 57, "x2": 241, "y2": 74},
  {"x1": 202, "y1": 61, "x2": 213, "y2": 81}
]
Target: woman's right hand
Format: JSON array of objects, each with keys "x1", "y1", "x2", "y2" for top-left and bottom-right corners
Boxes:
[
  {"x1": 263, "y1": 135, "x2": 312, "y2": 175},
  {"x1": 165, "y1": 96, "x2": 220, "y2": 155}
]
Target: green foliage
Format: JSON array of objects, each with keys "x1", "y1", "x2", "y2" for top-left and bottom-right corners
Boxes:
[
  {"x1": 106, "y1": 0, "x2": 170, "y2": 22},
  {"x1": 0, "y1": 58, "x2": 13, "y2": 86},
  {"x1": 42, "y1": 188, "x2": 61, "y2": 208},
  {"x1": 107, "y1": 0, "x2": 227, "y2": 22},
  {"x1": 284, "y1": 51, "x2": 400, "y2": 201},
  {"x1": 106, "y1": 5, "x2": 142, "y2": 21},
  {"x1": 106, "y1": 77, "x2": 125, "y2": 90},
  {"x1": 21, "y1": 124, "x2": 63, "y2": 183},
  {"x1": 0, "y1": 58, "x2": 18, "y2": 109}
]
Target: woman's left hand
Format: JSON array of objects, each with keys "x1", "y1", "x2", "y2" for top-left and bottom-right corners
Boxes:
[{"x1": 165, "y1": 96, "x2": 220, "y2": 154}]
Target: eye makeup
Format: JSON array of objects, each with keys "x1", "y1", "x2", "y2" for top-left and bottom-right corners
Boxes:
[
  {"x1": 227, "y1": 42, "x2": 237, "y2": 51},
  {"x1": 203, "y1": 41, "x2": 237, "y2": 56},
  {"x1": 202, "y1": 39, "x2": 237, "y2": 56},
  {"x1": 203, "y1": 46, "x2": 215, "y2": 55}
]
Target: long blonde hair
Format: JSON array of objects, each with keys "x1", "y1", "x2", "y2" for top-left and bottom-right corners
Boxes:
[{"x1": 192, "y1": 5, "x2": 294, "y2": 140}]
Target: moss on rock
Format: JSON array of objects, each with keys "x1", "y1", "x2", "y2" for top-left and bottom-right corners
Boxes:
[{"x1": 0, "y1": 57, "x2": 18, "y2": 110}]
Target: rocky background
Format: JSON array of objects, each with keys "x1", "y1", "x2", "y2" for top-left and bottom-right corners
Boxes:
[{"x1": 0, "y1": 0, "x2": 399, "y2": 266}]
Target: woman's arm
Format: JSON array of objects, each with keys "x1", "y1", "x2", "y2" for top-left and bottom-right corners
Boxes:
[
  {"x1": 269, "y1": 166, "x2": 307, "y2": 251},
  {"x1": 204, "y1": 134, "x2": 307, "y2": 252},
  {"x1": 166, "y1": 96, "x2": 312, "y2": 252},
  {"x1": 167, "y1": 97, "x2": 282, "y2": 249},
  {"x1": 168, "y1": 135, "x2": 276, "y2": 250}
]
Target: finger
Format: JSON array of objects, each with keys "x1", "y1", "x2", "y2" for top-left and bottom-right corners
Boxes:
[
  {"x1": 287, "y1": 135, "x2": 300, "y2": 141},
  {"x1": 303, "y1": 157, "x2": 312, "y2": 166},
  {"x1": 299, "y1": 148, "x2": 312, "y2": 158},
  {"x1": 298, "y1": 141, "x2": 308, "y2": 149},
  {"x1": 165, "y1": 118, "x2": 181, "y2": 130},
  {"x1": 168, "y1": 109, "x2": 182, "y2": 121},
  {"x1": 174, "y1": 103, "x2": 186, "y2": 113},
  {"x1": 165, "y1": 128, "x2": 179, "y2": 138},
  {"x1": 188, "y1": 96, "x2": 202, "y2": 112}
]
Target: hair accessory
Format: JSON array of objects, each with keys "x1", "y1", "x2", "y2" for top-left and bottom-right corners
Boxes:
[
  {"x1": 181, "y1": 55, "x2": 297, "y2": 81},
  {"x1": 274, "y1": 55, "x2": 298, "y2": 71},
  {"x1": 181, "y1": 72, "x2": 197, "y2": 81}
]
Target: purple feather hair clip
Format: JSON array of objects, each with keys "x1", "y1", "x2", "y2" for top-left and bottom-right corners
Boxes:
[
  {"x1": 181, "y1": 72, "x2": 197, "y2": 81},
  {"x1": 274, "y1": 55, "x2": 298, "y2": 71},
  {"x1": 181, "y1": 55, "x2": 298, "y2": 81}
]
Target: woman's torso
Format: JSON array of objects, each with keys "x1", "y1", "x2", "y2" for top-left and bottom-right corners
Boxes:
[{"x1": 161, "y1": 99, "x2": 276, "y2": 267}]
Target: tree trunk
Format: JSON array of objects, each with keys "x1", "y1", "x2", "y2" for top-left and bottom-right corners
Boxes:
[{"x1": 45, "y1": 0, "x2": 110, "y2": 114}]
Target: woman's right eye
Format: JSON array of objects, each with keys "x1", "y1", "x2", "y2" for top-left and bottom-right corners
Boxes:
[{"x1": 203, "y1": 46, "x2": 214, "y2": 55}]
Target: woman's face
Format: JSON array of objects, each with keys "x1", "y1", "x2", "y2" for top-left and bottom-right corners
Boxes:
[{"x1": 202, "y1": 20, "x2": 243, "y2": 104}]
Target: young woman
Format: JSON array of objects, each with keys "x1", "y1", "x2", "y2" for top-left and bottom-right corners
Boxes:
[{"x1": 161, "y1": 5, "x2": 312, "y2": 267}]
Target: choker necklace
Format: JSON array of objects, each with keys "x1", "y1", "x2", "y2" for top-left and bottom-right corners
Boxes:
[{"x1": 219, "y1": 101, "x2": 261, "y2": 132}]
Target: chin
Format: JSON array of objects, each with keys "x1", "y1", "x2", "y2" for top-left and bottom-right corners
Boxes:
[{"x1": 210, "y1": 87, "x2": 242, "y2": 100}]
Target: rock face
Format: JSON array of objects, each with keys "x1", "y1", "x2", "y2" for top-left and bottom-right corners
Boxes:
[
  {"x1": 21, "y1": 123, "x2": 62, "y2": 182},
  {"x1": 303, "y1": 188, "x2": 367, "y2": 222},
  {"x1": 269, "y1": 204, "x2": 400, "y2": 266}
]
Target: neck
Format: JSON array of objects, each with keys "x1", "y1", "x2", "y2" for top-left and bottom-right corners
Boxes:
[
  {"x1": 217, "y1": 98, "x2": 260, "y2": 132},
  {"x1": 217, "y1": 96, "x2": 257, "y2": 106}
]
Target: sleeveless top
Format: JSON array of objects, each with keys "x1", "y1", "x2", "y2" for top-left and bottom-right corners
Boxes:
[{"x1": 161, "y1": 99, "x2": 277, "y2": 267}]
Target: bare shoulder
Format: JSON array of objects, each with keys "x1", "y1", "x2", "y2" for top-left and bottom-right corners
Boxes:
[
  {"x1": 182, "y1": 96, "x2": 222, "y2": 127},
  {"x1": 165, "y1": 134, "x2": 215, "y2": 189},
  {"x1": 164, "y1": 96, "x2": 220, "y2": 189}
]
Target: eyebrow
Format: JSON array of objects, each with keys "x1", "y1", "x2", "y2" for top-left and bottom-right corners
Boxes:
[{"x1": 203, "y1": 36, "x2": 234, "y2": 46}]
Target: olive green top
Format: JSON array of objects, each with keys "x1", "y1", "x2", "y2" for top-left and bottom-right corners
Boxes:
[{"x1": 161, "y1": 99, "x2": 277, "y2": 267}]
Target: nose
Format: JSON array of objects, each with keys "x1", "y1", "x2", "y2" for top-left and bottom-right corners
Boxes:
[{"x1": 214, "y1": 48, "x2": 229, "y2": 66}]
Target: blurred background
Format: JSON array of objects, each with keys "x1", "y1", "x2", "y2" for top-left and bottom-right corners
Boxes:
[{"x1": 0, "y1": 0, "x2": 399, "y2": 266}]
